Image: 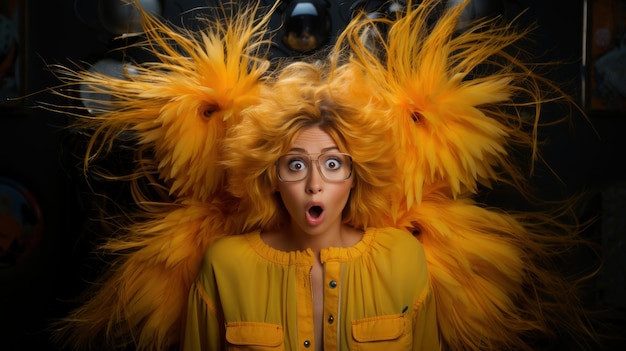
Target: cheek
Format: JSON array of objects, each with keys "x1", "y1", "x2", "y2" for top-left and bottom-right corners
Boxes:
[
  {"x1": 277, "y1": 184, "x2": 300, "y2": 211},
  {"x1": 331, "y1": 183, "x2": 353, "y2": 205}
]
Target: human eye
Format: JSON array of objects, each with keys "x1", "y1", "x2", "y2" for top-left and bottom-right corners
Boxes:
[
  {"x1": 286, "y1": 156, "x2": 308, "y2": 172},
  {"x1": 322, "y1": 154, "x2": 345, "y2": 171}
]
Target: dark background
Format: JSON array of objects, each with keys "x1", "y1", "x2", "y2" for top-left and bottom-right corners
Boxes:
[{"x1": 1, "y1": 0, "x2": 625, "y2": 350}]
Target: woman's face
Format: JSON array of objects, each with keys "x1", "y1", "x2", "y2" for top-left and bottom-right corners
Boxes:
[{"x1": 276, "y1": 126, "x2": 353, "y2": 238}]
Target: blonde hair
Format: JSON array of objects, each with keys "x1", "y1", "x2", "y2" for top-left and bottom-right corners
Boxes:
[
  {"x1": 334, "y1": 1, "x2": 602, "y2": 349},
  {"x1": 45, "y1": 1, "x2": 603, "y2": 350},
  {"x1": 223, "y1": 61, "x2": 396, "y2": 232}
]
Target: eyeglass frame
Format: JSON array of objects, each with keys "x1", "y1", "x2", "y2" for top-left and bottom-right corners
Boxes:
[{"x1": 275, "y1": 152, "x2": 354, "y2": 183}]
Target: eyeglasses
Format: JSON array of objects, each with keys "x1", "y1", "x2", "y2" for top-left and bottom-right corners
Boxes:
[{"x1": 276, "y1": 152, "x2": 353, "y2": 182}]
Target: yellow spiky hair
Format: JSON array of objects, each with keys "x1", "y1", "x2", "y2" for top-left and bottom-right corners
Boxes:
[
  {"x1": 47, "y1": 3, "x2": 279, "y2": 350},
  {"x1": 336, "y1": 2, "x2": 599, "y2": 348},
  {"x1": 338, "y1": 0, "x2": 548, "y2": 207},
  {"x1": 43, "y1": 1, "x2": 599, "y2": 350},
  {"x1": 51, "y1": 1, "x2": 276, "y2": 202},
  {"x1": 392, "y1": 182, "x2": 596, "y2": 350}
]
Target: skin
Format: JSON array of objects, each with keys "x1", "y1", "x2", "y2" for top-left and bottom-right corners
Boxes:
[{"x1": 262, "y1": 126, "x2": 363, "y2": 351}]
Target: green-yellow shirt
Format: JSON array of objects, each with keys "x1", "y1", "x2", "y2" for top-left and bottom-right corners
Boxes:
[{"x1": 183, "y1": 227, "x2": 440, "y2": 350}]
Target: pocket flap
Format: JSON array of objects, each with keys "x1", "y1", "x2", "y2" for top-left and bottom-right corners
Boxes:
[
  {"x1": 352, "y1": 314, "x2": 405, "y2": 342},
  {"x1": 226, "y1": 322, "x2": 283, "y2": 346}
]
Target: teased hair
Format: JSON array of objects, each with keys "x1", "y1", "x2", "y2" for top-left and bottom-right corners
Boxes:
[
  {"x1": 47, "y1": 1, "x2": 275, "y2": 203},
  {"x1": 41, "y1": 1, "x2": 604, "y2": 350},
  {"x1": 222, "y1": 61, "x2": 397, "y2": 232},
  {"x1": 46, "y1": 2, "x2": 278, "y2": 350},
  {"x1": 337, "y1": 0, "x2": 576, "y2": 208},
  {"x1": 336, "y1": 1, "x2": 602, "y2": 349}
]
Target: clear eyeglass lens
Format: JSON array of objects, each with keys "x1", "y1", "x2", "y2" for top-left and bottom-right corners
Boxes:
[{"x1": 277, "y1": 153, "x2": 352, "y2": 182}]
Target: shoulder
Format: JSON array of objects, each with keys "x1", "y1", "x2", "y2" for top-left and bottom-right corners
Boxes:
[
  {"x1": 207, "y1": 232, "x2": 251, "y2": 251},
  {"x1": 364, "y1": 227, "x2": 430, "y2": 291},
  {"x1": 368, "y1": 227, "x2": 426, "y2": 261},
  {"x1": 371, "y1": 227, "x2": 423, "y2": 249},
  {"x1": 201, "y1": 232, "x2": 255, "y2": 267}
]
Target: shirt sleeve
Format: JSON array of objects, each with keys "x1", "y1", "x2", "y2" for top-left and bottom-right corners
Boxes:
[
  {"x1": 182, "y1": 277, "x2": 225, "y2": 350},
  {"x1": 412, "y1": 284, "x2": 441, "y2": 351}
]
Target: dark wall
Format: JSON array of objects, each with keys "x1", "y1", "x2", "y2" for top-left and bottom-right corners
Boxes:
[
  {"x1": 1, "y1": 2, "x2": 99, "y2": 350},
  {"x1": 0, "y1": 1, "x2": 624, "y2": 350}
]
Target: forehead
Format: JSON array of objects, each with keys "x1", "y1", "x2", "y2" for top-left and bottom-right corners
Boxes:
[{"x1": 290, "y1": 126, "x2": 338, "y2": 153}]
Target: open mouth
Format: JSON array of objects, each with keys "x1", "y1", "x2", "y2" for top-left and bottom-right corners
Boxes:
[
  {"x1": 308, "y1": 205, "x2": 324, "y2": 218},
  {"x1": 305, "y1": 202, "x2": 325, "y2": 226}
]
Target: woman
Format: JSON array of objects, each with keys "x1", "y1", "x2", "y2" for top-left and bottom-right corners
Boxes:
[
  {"x1": 49, "y1": 1, "x2": 600, "y2": 350},
  {"x1": 183, "y1": 62, "x2": 441, "y2": 350}
]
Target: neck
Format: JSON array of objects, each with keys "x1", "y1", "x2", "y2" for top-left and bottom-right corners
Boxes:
[
  {"x1": 285, "y1": 222, "x2": 360, "y2": 255},
  {"x1": 261, "y1": 222, "x2": 363, "y2": 256},
  {"x1": 289, "y1": 224, "x2": 334, "y2": 254}
]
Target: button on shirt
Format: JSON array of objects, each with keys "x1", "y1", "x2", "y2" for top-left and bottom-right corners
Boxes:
[{"x1": 183, "y1": 227, "x2": 440, "y2": 350}]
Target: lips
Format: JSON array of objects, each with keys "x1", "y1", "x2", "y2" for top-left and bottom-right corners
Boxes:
[{"x1": 305, "y1": 202, "x2": 325, "y2": 226}]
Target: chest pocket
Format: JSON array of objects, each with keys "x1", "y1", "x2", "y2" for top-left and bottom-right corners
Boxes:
[
  {"x1": 226, "y1": 322, "x2": 284, "y2": 351},
  {"x1": 351, "y1": 313, "x2": 412, "y2": 351}
]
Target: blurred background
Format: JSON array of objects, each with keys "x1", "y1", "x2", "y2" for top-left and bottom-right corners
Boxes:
[{"x1": 1, "y1": 0, "x2": 625, "y2": 349}]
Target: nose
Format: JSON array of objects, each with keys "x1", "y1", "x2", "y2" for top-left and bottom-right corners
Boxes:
[{"x1": 305, "y1": 162, "x2": 324, "y2": 194}]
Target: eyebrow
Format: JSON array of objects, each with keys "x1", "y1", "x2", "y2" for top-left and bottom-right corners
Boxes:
[{"x1": 289, "y1": 146, "x2": 340, "y2": 154}]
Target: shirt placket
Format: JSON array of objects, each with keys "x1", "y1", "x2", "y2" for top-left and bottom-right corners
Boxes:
[
  {"x1": 296, "y1": 259, "x2": 314, "y2": 350},
  {"x1": 323, "y1": 260, "x2": 341, "y2": 350}
]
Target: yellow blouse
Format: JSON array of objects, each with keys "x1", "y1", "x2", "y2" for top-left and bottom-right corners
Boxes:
[{"x1": 183, "y1": 227, "x2": 440, "y2": 350}]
